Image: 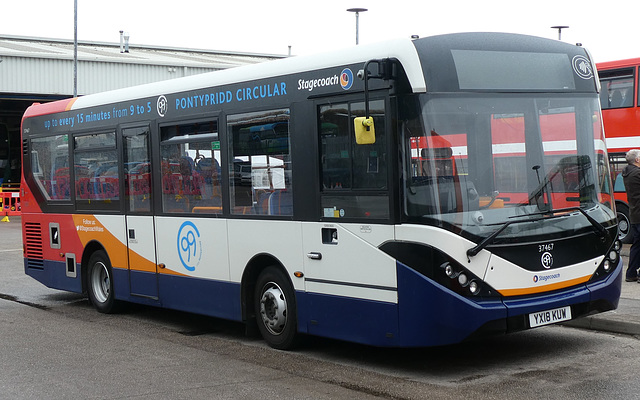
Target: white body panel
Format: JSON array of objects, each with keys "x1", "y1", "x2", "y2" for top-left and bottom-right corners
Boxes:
[
  {"x1": 125, "y1": 216, "x2": 156, "y2": 267},
  {"x1": 485, "y1": 254, "x2": 602, "y2": 294},
  {"x1": 94, "y1": 215, "x2": 127, "y2": 246},
  {"x1": 227, "y1": 219, "x2": 304, "y2": 290},
  {"x1": 302, "y1": 222, "x2": 397, "y2": 303},
  {"x1": 155, "y1": 217, "x2": 230, "y2": 282}
]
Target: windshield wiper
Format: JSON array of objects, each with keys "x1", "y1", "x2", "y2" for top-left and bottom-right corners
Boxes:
[{"x1": 466, "y1": 206, "x2": 608, "y2": 259}]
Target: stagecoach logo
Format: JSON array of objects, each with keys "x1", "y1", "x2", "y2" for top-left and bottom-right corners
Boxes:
[
  {"x1": 572, "y1": 55, "x2": 593, "y2": 80},
  {"x1": 340, "y1": 68, "x2": 354, "y2": 90},
  {"x1": 177, "y1": 221, "x2": 202, "y2": 272},
  {"x1": 541, "y1": 251, "x2": 554, "y2": 269},
  {"x1": 157, "y1": 95, "x2": 168, "y2": 117}
]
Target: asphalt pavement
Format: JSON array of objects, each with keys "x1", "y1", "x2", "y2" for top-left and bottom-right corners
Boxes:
[{"x1": 2, "y1": 215, "x2": 640, "y2": 338}]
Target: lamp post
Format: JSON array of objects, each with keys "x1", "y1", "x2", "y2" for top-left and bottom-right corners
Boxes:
[
  {"x1": 551, "y1": 25, "x2": 569, "y2": 41},
  {"x1": 347, "y1": 8, "x2": 368, "y2": 45},
  {"x1": 73, "y1": 0, "x2": 77, "y2": 97}
]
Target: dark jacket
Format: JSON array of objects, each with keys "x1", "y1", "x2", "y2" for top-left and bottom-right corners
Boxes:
[{"x1": 623, "y1": 163, "x2": 640, "y2": 224}]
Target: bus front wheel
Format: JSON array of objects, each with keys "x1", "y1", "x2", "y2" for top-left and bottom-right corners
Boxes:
[
  {"x1": 617, "y1": 203, "x2": 632, "y2": 244},
  {"x1": 87, "y1": 250, "x2": 119, "y2": 314},
  {"x1": 254, "y1": 267, "x2": 298, "y2": 350}
]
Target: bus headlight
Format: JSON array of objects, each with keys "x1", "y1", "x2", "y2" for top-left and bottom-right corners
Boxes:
[
  {"x1": 614, "y1": 240, "x2": 622, "y2": 252},
  {"x1": 436, "y1": 260, "x2": 498, "y2": 297},
  {"x1": 603, "y1": 260, "x2": 611, "y2": 272},
  {"x1": 469, "y1": 280, "x2": 479, "y2": 295},
  {"x1": 444, "y1": 263, "x2": 455, "y2": 277}
]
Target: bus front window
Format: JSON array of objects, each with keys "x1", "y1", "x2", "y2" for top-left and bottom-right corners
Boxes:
[{"x1": 403, "y1": 94, "x2": 616, "y2": 242}]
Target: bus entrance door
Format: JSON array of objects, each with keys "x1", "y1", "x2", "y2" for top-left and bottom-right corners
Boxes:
[
  {"x1": 126, "y1": 215, "x2": 159, "y2": 299},
  {"x1": 122, "y1": 126, "x2": 158, "y2": 300}
]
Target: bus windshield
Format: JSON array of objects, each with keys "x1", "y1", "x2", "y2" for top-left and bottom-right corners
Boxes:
[{"x1": 403, "y1": 93, "x2": 616, "y2": 242}]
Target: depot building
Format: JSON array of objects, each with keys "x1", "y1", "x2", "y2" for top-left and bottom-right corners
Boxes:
[{"x1": 0, "y1": 34, "x2": 285, "y2": 185}]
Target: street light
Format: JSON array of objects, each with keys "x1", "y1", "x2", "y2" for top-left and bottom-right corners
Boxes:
[
  {"x1": 551, "y1": 25, "x2": 569, "y2": 41},
  {"x1": 73, "y1": 0, "x2": 77, "y2": 97},
  {"x1": 347, "y1": 8, "x2": 368, "y2": 45}
]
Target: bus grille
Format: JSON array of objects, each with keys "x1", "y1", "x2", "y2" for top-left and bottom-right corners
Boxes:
[{"x1": 24, "y1": 222, "x2": 44, "y2": 269}]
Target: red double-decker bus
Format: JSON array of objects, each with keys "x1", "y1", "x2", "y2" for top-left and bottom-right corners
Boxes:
[{"x1": 597, "y1": 58, "x2": 640, "y2": 243}]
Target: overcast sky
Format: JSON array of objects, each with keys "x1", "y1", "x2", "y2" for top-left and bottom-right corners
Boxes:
[{"x1": 1, "y1": 0, "x2": 635, "y2": 63}]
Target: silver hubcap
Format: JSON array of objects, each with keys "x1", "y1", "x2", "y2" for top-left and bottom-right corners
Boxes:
[
  {"x1": 618, "y1": 213, "x2": 630, "y2": 239},
  {"x1": 259, "y1": 283, "x2": 287, "y2": 335},
  {"x1": 91, "y1": 261, "x2": 110, "y2": 304}
]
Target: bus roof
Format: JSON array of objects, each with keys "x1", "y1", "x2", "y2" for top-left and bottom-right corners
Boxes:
[
  {"x1": 25, "y1": 38, "x2": 426, "y2": 117},
  {"x1": 597, "y1": 57, "x2": 640, "y2": 70}
]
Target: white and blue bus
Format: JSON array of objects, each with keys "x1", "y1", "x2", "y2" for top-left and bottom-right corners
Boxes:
[{"x1": 21, "y1": 32, "x2": 622, "y2": 349}]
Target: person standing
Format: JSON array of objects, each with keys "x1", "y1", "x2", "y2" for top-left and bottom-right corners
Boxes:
[{"x1": 622, "y1": 149, "x2": 640, "y2": 281}]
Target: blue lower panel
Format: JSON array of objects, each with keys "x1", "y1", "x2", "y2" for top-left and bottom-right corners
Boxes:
[
  {"x1": 157, "y1": 274, "x2": 242, "y2": 322},
  {"x1": 130, "y1": 270, "x2": 158, "y2": 298},
  {"x1": 297, "y1": 291, "x2": 400, "y2": 347},
  {"x1": 396, "y1": 263, "x2": 506, "y2": 347},
  {"x1": 111, "y1": 269, "x2": 242, "y2": 321},
  {"x1": 24, "y1": 259, "x2": 82, "y2": 294},
  {"x1": 587, "y1": 258, "x2": 622, "y2": 308}
]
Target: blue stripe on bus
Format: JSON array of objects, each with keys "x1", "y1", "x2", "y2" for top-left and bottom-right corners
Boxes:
[
  {"x1": 296, "y1": 291, "x2": 400, "y2": 347},
  {"x1": 586, "y1": 258, "x2": 622, "y2": 307},
  {"x1": 157, "y1": 274, "x2": 242, "y2": 321},
  {"x1": 396, "y1": 262, "x2": 506, "y2": 347},
  {"x1": 24, "y1": 259, "x2": 83, "y2": 294}
]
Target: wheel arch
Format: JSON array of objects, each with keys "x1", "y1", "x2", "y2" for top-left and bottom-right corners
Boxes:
[
  {"x1": 615, "y1": 200, "x2": 632, "y2": 244},
  {"x1": 80, "y1": 240, "x2": 107, "y2": 294},
  {"x1": 240, "y1": 253, "x2": 291, "y2": 324}
]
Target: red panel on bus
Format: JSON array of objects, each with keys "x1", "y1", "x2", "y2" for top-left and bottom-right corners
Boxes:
[{"x1": 22, "y1": 98, "x2": 77, "y2": 119}]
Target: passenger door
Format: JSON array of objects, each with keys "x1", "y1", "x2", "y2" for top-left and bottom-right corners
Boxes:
[
  {"x1": 122, "y1": 125, "x2": 158, "y2": 299},
  {"x1": 301, "y1": 100, "x2": 398, "y2": 335}
]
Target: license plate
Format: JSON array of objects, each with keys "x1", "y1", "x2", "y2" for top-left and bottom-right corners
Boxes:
[{"x1": 528, "y1": 306, "x2": 572, "y2": 328}]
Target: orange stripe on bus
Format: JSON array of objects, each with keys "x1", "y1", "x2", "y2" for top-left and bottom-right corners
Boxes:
[
  {"x1": 498, "y1": 275, "x2": 591, "y2": 297},
  {"x1": 64, "y1": 97, "x2": 78, "y2": 111}
]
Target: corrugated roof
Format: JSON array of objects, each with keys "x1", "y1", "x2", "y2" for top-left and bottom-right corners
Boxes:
[
  {"x1": 0, "y1": 34, "x2": 286, "y2": 68},
  {"x1": 0, "y1": 34, "x2": 288, "y2": 97}
]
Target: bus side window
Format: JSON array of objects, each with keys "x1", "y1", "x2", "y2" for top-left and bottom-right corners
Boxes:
[
  {"x1": 227, "y1": 109, "x2": 292, "y2": 216},
  {"x1": 73, "y1": 132, "x2": 118, "y2": 209},
  {"x1": 599, "y1": 68, "x2": 634, "y2": 110},
  {"x1": 160, "y1": 120, "x2": 221, "y2": 214}
]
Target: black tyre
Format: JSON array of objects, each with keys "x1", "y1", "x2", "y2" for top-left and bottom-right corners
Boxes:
[
  {"x1": 254, "y1": 267, "x2": 298, "y2": 350},
  {"x1": 87, "y1": 250, "x2": 120, "y2": 313},
  {"x1": 617, "y1": 203, "x2": 632, "y2": 244}
]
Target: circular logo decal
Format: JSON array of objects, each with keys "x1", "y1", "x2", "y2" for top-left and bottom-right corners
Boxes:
[
  {"x1": 572, "y1": 55, "x2": 593, "y2": 80},
  {"x1": 533, "y1": 275, "x2": 539, "y2": 283},
  {"x1": 177, "y1": 221, "x2": 201, "y2": 272},
  {"x1": 340, "y1": 68, "x2": 354, "y2": 90},
  {"x1": 157, "y1": 95, "x2": 168, "y2": 117},
  {"x1": 541, "y1": 252, "x2": 554, "y2": 269}
]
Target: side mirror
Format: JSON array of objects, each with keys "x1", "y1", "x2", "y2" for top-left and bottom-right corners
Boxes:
[{"x1": 354, "y1": 117, "x2": 375, "y2": 144}]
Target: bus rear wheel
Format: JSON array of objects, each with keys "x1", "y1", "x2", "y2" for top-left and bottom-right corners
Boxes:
[
  {"x1": 87, "y1": 250, "x2": 119, "y2": 314},
  {"x1": 254, "y1": 267, "x2": 298, "y2": 350}
]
